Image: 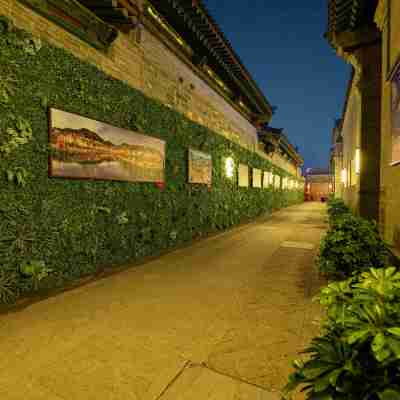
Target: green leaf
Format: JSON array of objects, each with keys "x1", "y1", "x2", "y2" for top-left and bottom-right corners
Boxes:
[
  {"x1": 346, "y1": 328, "x2": 370, "y2": 344},
  {"x1": 387, "y1": 328, "x2": 400, "y2": 337},
  {"x1": 302, "y1": 365, "x2": 335, "y2": 380},
  {"x1": 328, "y1": 368, "x2": 342, "y2": 386},
  {"x1": 314, "y1": 374, "x2": 333, "y2": 393},
  {"x1": 6, "y1": 169, "x2": 14, "y2": 182},
  {"x1": 372, "y1": 332, "x2": 386, "y2": 352},
  {"x1": 387, "y1": 337, "x2": 400, "y2": 358},
  {"x1": 375, "y1": 347, "x2": 391, "y2": 362},
  {"x1": 378, "y1": 388, "x2": 400, "y2": 400}
]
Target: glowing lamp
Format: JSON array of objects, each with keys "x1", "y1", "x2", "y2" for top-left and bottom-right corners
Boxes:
[
  {"x1": 225, "y1": 157, "x2": 234, "y2": 178},
  {"x1": 341, "y1": 168, "x2": 347, "y2": 185},
  {"x1": 355, "y1": 148, "x2": 361, "y2": 175}
]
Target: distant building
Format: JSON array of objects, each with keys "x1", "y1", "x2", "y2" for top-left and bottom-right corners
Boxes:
[
  {"x1": 257, "y1": 125, "x2": 304, "y2": 180},
  {"x1": 305, "y1": 168, "x2": 332, "y2": 202}
]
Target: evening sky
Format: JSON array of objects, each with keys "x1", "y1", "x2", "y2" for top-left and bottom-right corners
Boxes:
[{"x1": 204, "y1": 0, "x2": 351, "y2": 170}]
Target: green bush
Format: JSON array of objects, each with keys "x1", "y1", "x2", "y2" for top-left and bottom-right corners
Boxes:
[
  {"x1": 326, "y1": 198, "x2": 351, "y2": 222},
  {"x1": 283, "y1": 267, "x2": 400, "y2": 400},
  {"x1": 317, "y1": 213, "x2": 389, "y2": 280}
]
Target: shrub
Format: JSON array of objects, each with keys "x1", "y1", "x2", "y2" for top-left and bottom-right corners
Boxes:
[
  {"x1": 326, "y1": 198, "x2": 351, "y2": 222},
  {"x1": 283, "y1": 267, "x2": 400, "y2": 400},
  {"x1": 317, "y1": 213, "x2": 389, "y2": 280}
]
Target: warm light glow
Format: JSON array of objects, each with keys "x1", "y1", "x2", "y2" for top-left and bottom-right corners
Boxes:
[
  {"x1": 269, "y1": 172, "x2": 274, "y2": 185},
  {"x1": 355, "y1": 148, "x2": 361, "y2": 174},
  {"x1": 225, "y1": 157, "x2": 234, "y2": 178},
  {"x1": 341, "y1": 168, "x2": 347, "y2": 185},
  {"x1": 329, "y1": 183, "x2": 333, "y2": 191}
]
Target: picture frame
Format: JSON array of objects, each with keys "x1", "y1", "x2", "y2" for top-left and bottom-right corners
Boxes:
[
  {"x1": 188, "y1": 148, "x2": 212, "y2": 186},
  {"x1": 49, "y1": 108, "x2": 166, "y2": 183}
]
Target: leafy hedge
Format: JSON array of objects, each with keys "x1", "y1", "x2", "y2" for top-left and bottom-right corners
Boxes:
[
  {"x1": 283, "y1": 198, "x2": 399, "y2": 400},
  {"x1": 0, "y1": 16, "x2": 303, "y2": 303},
  {"x1": 317, "y1": 213, "x2": 389, "y2": 280},
  {"x1": 326, "y1": 198, "x2": 351, "y2": 223},
  {"x1": 283, "y1": 267, "x2": 400, "y2": 400}
]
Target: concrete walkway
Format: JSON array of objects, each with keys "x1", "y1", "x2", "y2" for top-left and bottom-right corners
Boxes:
[{"x1": 0, "y1": 202, "x2": 327, "y2": 400}]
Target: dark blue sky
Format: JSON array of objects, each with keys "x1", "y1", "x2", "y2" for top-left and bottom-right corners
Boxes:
[{"x1": 203, "y1": 0, "x2": 351, "y2": 169}]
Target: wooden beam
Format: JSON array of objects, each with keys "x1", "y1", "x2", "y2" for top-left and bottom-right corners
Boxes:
[
  {"x1": 80, "y1": 0, "x2": 118, "y2": 7},
  {"x1": 18, "y1": 0, "x2": 118, "y2": 49}
]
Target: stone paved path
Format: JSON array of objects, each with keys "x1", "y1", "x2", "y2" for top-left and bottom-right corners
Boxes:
[{"x1": 0, "y1": 202, "x2": 327, "y2": 400}]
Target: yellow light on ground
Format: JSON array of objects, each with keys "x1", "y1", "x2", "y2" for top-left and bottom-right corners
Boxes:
[
  {"x1": 355, "y1": 148, "x2": 361, "y2": 174},
  {"x1": 225, "y1": 157, "x2": 234, "y2": 178},
  {"x1": 341, "y1": 168, "x2": 347, "y2": 185}
]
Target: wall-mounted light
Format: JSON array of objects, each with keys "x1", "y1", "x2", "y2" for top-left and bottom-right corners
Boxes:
[
  {"x1": 225, "y1": 157, "x2": 234, "y2": 178},
  {"x1": 355, "y1": 148, "x2": 361, "y2": 175},
  {"x1": 341, "y1": 168, "x2": 347, "y2": 185},
  {"x1": 329, "y1": 182, "x2": 333, "y2": 191}
]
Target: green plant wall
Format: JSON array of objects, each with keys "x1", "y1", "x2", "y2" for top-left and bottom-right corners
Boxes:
[{"x1": 0, "y1": 16, "x2": 304, "y2": 300}]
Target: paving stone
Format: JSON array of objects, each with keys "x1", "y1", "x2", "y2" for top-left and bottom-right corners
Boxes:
[{"x1": 0, "y1": 202, "x2": 327, "y2": 399}]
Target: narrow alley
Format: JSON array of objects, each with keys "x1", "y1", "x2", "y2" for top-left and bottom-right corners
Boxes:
[{"x1": 0, "y1": 203, "x2": 326, "y2": 400}]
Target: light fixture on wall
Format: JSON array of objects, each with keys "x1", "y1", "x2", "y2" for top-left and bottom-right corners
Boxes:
[
  {"x1": 341, "y1": 168, "x2": 347, "y2": 186},
  {"x1": 225, "y1": 157, "x2": 234, "y2": 178},
  {"x1": 355, "y1": 148, "x2": 361, "y2": 174}
]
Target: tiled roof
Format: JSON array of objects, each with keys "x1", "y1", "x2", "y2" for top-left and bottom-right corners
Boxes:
[
  {"x1": 258, "y1": 126, "x2": 304, "y2": 166},
  {"x1": 78, "y1": 0, "x2": 273, "y2": 122}
]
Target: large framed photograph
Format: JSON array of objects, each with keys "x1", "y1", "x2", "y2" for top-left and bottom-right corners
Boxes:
[
  {"x1": 252, "y1": 168, "x2": 262, "y2": 188},
  {"x1": 390, "y1": 62, "x2": 400, "y2": 165},
  {"x1": 188, "y1": 148, "x2": 212, "y2": 186},
  {"x1": 49, "y1": 108, "x2": 165, "y2": 183},
  {"x1": 238, "y1": 164, "x2": 249, "y2": 187}
]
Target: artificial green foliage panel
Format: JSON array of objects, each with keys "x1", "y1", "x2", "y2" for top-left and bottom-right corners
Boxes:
[{"x1": 0, "y1": 16, "x2": 303, "y2": 300}]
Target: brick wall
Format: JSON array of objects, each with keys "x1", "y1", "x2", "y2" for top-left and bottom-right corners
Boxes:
[{"x1": 1, "y1": 1, "x2": 270, "y2": 157}]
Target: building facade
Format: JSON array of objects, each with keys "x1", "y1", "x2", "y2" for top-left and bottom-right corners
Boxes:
[
  {"x1": 304, "y1": 168, "x2": 332, "y2": 202},
  {"x1": 326, "y1": 0, "x2": 382, "y2": 222},
  {"x1": 330, "y1": 118, "x2": 343, "y2": 198},
  {"x1": 326, "y1": 0, "x2": 400, "y2": 254},
  {"x1": 0, "y1": 0, "x2": 303, "y2": 173},
  {"x1": 374, "y1": 0, "x2": 400, "y2": 253}
]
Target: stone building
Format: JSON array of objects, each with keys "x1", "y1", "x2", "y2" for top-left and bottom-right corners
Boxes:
[
  {"x1": 374, "y1": 0, "x2": 400, "y2": 254},
  {"x1": 325, "y1": 0, "x2": 381, "y2": 221},
  {"x1": 330, "y1": 118, "x2": 343, "y2": 198},
  {"x1": 326, "y1": 0, "x2": 400, "y2": 254},
  {"x1": 257, "y1": 126, "x2": 304, "y2": 179},
  {"x1": 0, "y1": 0, "x2": 302, "y2": 173},
  {"x1": 304, "y1": 168, "x2": 332, "y2": 202}
]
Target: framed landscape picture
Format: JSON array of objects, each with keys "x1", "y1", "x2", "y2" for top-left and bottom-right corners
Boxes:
[
  {"x1": 188, "y1": 148, "x2": 212, "y2": 186},
  {"x1": 391, "y1": 63, "x2": 400, "y2": 165},
  {"x1": 238, "y1": 164, "x2": 249, "y2": 187},
  {"x1": 49, "y1": 108, "x2": 165, "y2": 183},
  {"x1": 252, "y1": 168, "x2": 262, "y2": 188}
]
